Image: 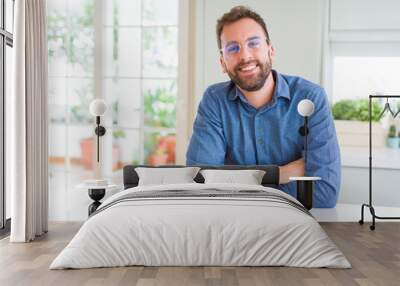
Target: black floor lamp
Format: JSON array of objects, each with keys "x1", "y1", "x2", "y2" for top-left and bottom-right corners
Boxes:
[
  {"x1": 89, "y1": 99, "x2": 107, "y2": 162},
  {"x1": 86, "y1": 99, "x2": 108, "y2": 215},
  {"x1": 289, "y1": 99, "x2": 321, "y2": 210}
]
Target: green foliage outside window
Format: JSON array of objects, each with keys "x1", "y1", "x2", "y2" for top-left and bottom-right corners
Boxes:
[
  {"x1": 48, "y1": 1, "x2": 94, "y2": 124},
  {"x1": 144, "y1": 84, "x2": 177, "y2": 128},
  {"x1": 48, "y1": 3, "x2": 94, "y2": 70},
  {"x1": 48, "y1": 0, "x2": 178, "y2": 165},
  {"x1": 69, "y1": 84, "x2": 93, "y2": 124},
  {"x1": 332, "y1": 99, "x2": 381, "y2": 122}
]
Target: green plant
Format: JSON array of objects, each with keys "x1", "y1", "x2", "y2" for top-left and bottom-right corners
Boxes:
[
  {"x1": 131, "y1": 153, "x2": 140, "y2": 165},
  {"x1": 48, "y1": 3, "x2": 94, "y2": 72},
  {"x1": 112, "y1": 128, "x2": 126, "y2": 139},
  {"x1": 144, "y1": 133, "x2": 157, "y2": 158},
  {"x1": 388, "y1": 125, "x2": 397, "y2": 138},
  {"x1": 154, "y1": 147, "x2": 168, "y2": 155},
  {"x1": 69, "y1": 86, "x2": 93, "y2": 124},
  {"x1": 48, "y1": 2, "x2": 95, "y2": 124},
  {"x1": 332, "y1": 99, "x2": 381, "y2": 122},
  {"x1": 144, "y1": 84, "x2": 176, "y2": 128},
  {"x1": 112, "y1": 100, "x2": 119, "y2": 125}
]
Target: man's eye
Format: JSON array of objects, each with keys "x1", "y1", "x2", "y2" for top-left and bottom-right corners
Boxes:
[
  {"x1": 247, "y1": 39, "x2": 260, "y2": 48},
  {"x1": 226, "y1": 44, "x2": 240, "y2": 54}
]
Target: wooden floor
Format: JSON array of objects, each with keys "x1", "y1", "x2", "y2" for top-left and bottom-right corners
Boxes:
[{"x1": 0, "y1": 222, "x2": 399, "y2": 286}]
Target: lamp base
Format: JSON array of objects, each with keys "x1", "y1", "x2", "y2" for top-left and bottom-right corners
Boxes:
[
  {"x1": 88, "y1": 188, "x2": 105, "y2": 216},
  {"x1": 289, "y1": 176, "x2": 321, "y2": 210},
  {"x1": 296, "y1": 180, "x2": 313, "y2": 210}
]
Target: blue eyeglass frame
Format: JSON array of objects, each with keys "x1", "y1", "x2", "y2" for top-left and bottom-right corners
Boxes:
[{"x1": 220, "y1": 36, "x2": 267, "y2": 56}]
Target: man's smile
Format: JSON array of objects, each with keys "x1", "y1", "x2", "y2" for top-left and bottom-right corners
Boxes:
[{"x1": 237, "y1": 62, "x2": 260, "y2": 76}]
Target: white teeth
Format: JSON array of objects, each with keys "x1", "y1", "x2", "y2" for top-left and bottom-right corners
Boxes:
[{"x1": 240, "y1": 65, "x2": 256, "y2": 71}]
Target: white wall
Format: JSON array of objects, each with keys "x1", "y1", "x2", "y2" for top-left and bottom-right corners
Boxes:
[
  {"x1": 340, "y1": 167, "x2": 400, "y2": 207},
  {"x1": 330, "y1": 0, "x2": 400, "y2": 31}
]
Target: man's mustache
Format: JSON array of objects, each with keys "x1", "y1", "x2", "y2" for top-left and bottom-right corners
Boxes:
[{"x1": 234, "y1": 60, "x2": 260, "y2": 72}]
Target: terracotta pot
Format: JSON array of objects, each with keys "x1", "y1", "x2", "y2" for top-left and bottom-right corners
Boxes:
[
  {"x1": 112, "y1": 144, "x2": 120, "y2": 171},
  {"x1": 148, "y1": 153, "x2": 169, "y2": 166},
  {"x1": 158, "y1": 135, "x2": 176, "y2": 164},
  {"x1": 80, "y1": 137, "x2": 94, "y2": 169}
]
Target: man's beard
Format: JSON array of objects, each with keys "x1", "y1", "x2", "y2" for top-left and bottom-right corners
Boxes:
[{"x1": 227, "y1": 57, "x2": 272, "y2": 92}]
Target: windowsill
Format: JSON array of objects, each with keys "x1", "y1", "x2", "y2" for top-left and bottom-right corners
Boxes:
[
  {"x1": 310, "y1": 203, "x2": 400, "y2": 222},
  {"x1": 341, "y1": 146, "x2": 400, "y2": 170}
]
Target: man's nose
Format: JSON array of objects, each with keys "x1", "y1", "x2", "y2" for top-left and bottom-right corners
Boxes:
[{"x1": 238, "y1": 44, "x2": 252, "y2": 61}]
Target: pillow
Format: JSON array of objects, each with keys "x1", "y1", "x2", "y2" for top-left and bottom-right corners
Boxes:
[
  {"x1": 200, "y1": 169, "x2": 266, "y2": 185},
  {"x1": 135, "y1": 167, "x2": 201, "y2": 186}
]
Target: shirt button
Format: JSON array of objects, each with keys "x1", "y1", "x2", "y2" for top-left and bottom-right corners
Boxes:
[{"x1": 258, "y1": 139, "x2": 264, "y2": 145}]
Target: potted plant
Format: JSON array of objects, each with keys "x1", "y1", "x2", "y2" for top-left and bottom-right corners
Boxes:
[
  {"x1": 147, "y1": 147, "x2": 169, "y2": 166},
  {"x1": 80, "y1": 137, "x2": 94, "y2": 169},
  {"x1": 332, "y1": 99, "x2": 386, "y2": 147},
  {"x1": 157, "y1": 135, "x2": 176, "y2": 164},
  {"x1": 143, "y1": 85, "x2": 176, "y2": 128},
  {"x1": 387, "y1": 125, "x2": 399, "y2": 148}
]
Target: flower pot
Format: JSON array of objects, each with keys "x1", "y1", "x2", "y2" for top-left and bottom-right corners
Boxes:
[
  {"x1": 80, "y1": 137, "x2": 94, "y2": 169},
  {"x1": 158, "y1": 135, "x2": 176, "y2": 164},
  {"x1": 334, "y1": 120, "x2": 387, "y2": 148},
  {"x1": 148, "y1": 153, "x2": 169, "y2": 166},
  {"x1": 386, "y1": 137, "x2": 400, "y2": 148},
  {"x1": 112, "y1": 144, "x2": 121, "y2": 171}
]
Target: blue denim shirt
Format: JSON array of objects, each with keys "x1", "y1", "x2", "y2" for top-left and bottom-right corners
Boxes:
[{"x1": 186, "y1": 70, "x2": 341, "y2": 208}]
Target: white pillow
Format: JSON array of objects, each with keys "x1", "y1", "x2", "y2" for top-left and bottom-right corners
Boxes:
[
  {"x1": 135, "y1": 167, "x2": 201, "y2": 186},
  {"x1": 200, "y1": 169, "x2": 266, "y2": 185}
]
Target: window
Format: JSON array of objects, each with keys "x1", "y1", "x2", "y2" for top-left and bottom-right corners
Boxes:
[
  {"x1": 47, "y1": 0, "x2": 179, "y2": 220},
  {"x1": 333, "y1": 56, "x2": 400, "y2": 103},
  {"x1": 0, "y1": 0, "x2": 14, "y2": 233},
  {"x1": 330, "y1": 42, "x2": 400, "y2": 167},
  {"x1": 101, "y1": 0, "x2": 178, "y2": 171}
]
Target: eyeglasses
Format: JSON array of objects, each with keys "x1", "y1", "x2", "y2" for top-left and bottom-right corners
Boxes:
[{"x1": 220, "y1": 36, "x2": 266, "y2": 58}]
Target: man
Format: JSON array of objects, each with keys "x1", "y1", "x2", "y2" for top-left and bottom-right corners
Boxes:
[{"x1": 186, "y1": 6, "x2": 340, "y2": 208}]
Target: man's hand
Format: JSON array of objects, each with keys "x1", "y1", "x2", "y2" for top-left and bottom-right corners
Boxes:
[{"x1": 279, "y1": 158, "x2": 305, "y2": 184}]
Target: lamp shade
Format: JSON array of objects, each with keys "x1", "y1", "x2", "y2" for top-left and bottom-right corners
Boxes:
[
  {"x1": 297, "y1": 99, "x2": 315, "y2": 117},
  {"x1": 89, "y1": 99, "x2": 107, "y2": 116}
]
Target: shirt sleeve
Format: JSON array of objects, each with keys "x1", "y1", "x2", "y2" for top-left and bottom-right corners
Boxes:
[
  {"x1": 306, "y1": 87, "x2": 341, "y2": 208},
  {"x1": 186, "y1": 89, "x2": 227, "y2": 165}
]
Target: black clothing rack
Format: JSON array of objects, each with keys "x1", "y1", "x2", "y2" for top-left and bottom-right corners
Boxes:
[{"x1": 359, "y1": 95, "x2": 400, "y2": 230}]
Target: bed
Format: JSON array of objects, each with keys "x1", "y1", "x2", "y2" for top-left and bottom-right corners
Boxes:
[{"x1": 50, "y1": 165, "x2": 350, "y2": 269}]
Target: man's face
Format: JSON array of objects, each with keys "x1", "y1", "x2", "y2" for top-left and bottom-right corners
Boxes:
[{"x1": 219, "y1": 18, "x2": 275, "y2": 92}]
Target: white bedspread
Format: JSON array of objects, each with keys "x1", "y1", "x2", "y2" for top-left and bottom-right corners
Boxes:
[{"x1": 50, "y1": 183, "x2": 351, "y2": 269}]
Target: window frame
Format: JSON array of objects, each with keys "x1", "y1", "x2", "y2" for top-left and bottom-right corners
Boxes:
[
  {"x1": 330, "y1": 42, "x2": 400, "y2": 103},
  {"x1": 327, "y1": 27, "x2": 400, "y2": 102},
  {"x1": 327, "y1": 27, "x2": 400, "y2": 168},
  {"x1": 0, "y1": 0, "x2": 14, "y2": 233}
]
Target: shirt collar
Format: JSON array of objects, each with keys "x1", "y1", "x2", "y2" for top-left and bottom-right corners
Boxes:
[{"x1": 228, "y1": 69, "x2": 291, "y2": 101}]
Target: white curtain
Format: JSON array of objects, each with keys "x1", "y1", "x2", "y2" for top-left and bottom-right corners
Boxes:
[
  {"x1": 9, "y1": 0, "x2": 48, "y2": 242},
  {"x1": 176, "y1": 0, "x2": 198, "y2": 164}
]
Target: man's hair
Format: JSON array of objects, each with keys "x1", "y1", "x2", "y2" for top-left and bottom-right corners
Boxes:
[{"x1": 216, "y1": 6, "x2": 270, "y2": 50}]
